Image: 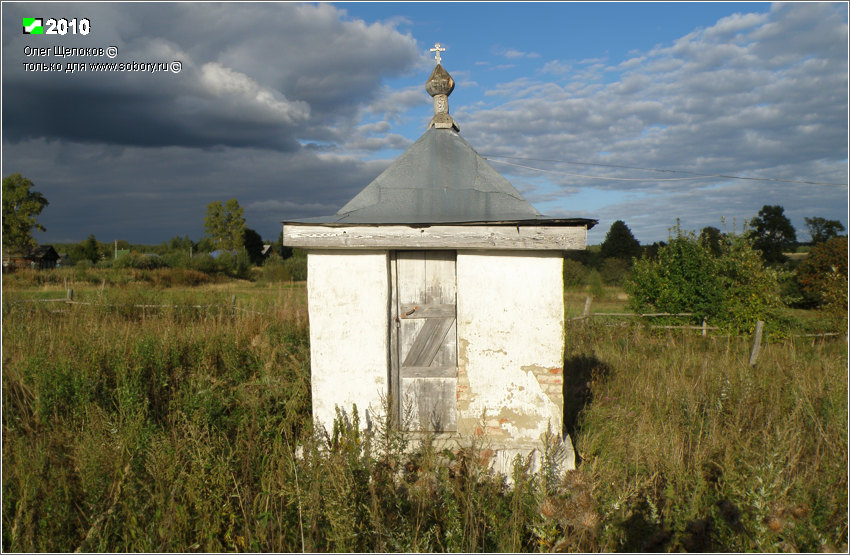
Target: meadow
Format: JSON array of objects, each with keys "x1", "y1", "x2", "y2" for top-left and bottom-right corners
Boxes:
[{"x1": 2, "y1": 268, "x2": 847, "y2": 552}]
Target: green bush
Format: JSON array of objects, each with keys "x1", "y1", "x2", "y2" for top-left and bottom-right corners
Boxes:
[
  {"x1": 626, "y1": 228, "x2": 723, "y2": 320},
  {"x1": 188, "y1": 253, "x2": 217, "y2": 274},
  {"x1": 161, "y1": 251, "x2": 191, "y2": 269},
  {"x1": 796, "y1": 236, "x2": 848, "y2": 308},
  {"x1": 587, "y1": 269, "x2": 605, "y2": 300},
  {"x1": 562, "y1": 259, "x2": 587, "y2": 289},
  {"x1": 260, "y1": 254, "x2": 292, "y2": 282},
  {"x1": 113, "y1": 252, "x2": 166, "y2": 270},
  {"x1": 599, "y1": 258, "x2": 630, "y2": 285},
  {"x1": 214, "y1": 250, "x2": 252, "y2": 279},
  {"x1": 283, "y1": 249, "x2": 307, "y2": 281},
  {"x1": 625, "y1": 225, "x2": 782, "y2": 335}
]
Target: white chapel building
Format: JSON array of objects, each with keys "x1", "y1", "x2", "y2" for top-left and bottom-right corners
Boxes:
[{"x1": 283, "y1": 45, "x2": 596, "y2": 471}]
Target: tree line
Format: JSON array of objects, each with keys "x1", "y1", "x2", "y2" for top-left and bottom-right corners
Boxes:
[
  {"x1": 568, "y1": 208, "x2": 847, "y2": 334},
  {"x1": 2, "y1": 173, "x2": 304, "y2": 279},
  {"x1": 3, "y1": 173, "x2": 847, "y2": 312}
]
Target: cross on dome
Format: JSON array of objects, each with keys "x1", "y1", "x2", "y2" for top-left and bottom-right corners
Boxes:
[{"x1": 430, "y1": 43, "x2": 445, "y2": 64}]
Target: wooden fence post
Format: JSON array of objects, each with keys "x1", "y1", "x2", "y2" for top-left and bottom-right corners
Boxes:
[
  {"x1": 582, "y1": 295, "x2": 592, "y2": 319},
  {"x1": 749, "y1": 320, "x2": 765, "y2": 366},
  {"x1": 66, "y1": 288, "x2": 74, "y2": 302},
  {"x1": 701, "y1": 317, "x2": 707, "y2": 337}
]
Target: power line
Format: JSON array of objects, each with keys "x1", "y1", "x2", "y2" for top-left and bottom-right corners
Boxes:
[
  {"x1": 486, "y1": 159, "x2": 706, "y2": 181},
  {"x1": 481, "y1": 154, "x2": 847, "y2": 186}
]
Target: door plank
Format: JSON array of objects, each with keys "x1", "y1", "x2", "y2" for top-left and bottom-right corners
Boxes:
[
  {"x1": 402, "y1": 317, "x2": 455, "y2": 368},
  {"x1": 400, "y1": 366, "x2": 457, "y2": 379},
  {"x1": 399, "y1": 303, "x2": 456, "y2": 319},
  {"x1": 401, "y1": 377, "x2": 458, "y2": 431},
  {"x1": 425, "y1": 251, "x2": 456, "y2": 304}
]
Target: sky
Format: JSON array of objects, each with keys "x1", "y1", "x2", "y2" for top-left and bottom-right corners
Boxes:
[{"x1": 2, "y1": 1, "x2": 848, "y2": 246}]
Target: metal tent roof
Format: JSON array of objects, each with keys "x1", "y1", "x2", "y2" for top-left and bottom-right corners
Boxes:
[
  {"x1": 284, "y1": 55, "x2": 596, "y2": 230},
  {"x1": 287, "y1": 127, "x2": 595, "y2": 228}
]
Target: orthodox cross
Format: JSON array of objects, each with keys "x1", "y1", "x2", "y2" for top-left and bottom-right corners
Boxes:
[{"x1": 430, "y1": 43, "x2": 445, "y2": 64}]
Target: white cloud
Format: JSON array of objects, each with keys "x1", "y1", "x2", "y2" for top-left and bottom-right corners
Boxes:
[
  {"x1": 459, "y1": 3, "x2": 848, "y2": 241},
  {"x1": 199, "y1": 62, "x2": 310, "y2": 124},
  {"x1": 503, "y1": 49, "x2": 540, "y2": 59}
]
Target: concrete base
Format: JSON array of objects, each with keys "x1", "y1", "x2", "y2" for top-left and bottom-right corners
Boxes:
[{"x1": 490, "y1": 434, "x2": 576, "y2": 482}]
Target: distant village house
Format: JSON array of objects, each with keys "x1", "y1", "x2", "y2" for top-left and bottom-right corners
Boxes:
[{"x1": 2, "y1": 245, "x2": 60, "y2": 271}]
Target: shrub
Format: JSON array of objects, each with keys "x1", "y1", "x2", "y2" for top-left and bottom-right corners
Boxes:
[
  {"x1": 188, "y1": 253, "x2": 218, "y2": 274},
  {"x1": 260, "y1": 254, "x2": 292, "y2": 283},
  {"x1": 562, "y1": 259, "x2": 587, "y2": 289},
  {"x1": 283, "y1": 249, "x2": 307, "y2": 281},
  {"x1": 599, "y1": 258, "x2": 630, "y2": 285},
  {"x1": 626, "y1": 227, "x2": 723, "y2": 321},
  {"x1": 719, "y1": 234, "x2": 784, "y2": 335},
  {"x1": 113, "y1": 252, "x2": 166, "y2": 270},
  {"x1": 796, "y1": 236, "x2": 848, "y2": 308},
  {"x1": 161, "y1": 251, "x2": 191, "y2": 269},
  {"x1": 587, "y1": 269, "x2": 605, "y2": 300},
  {"x1": 625, "y1": 225, "x2": 782, "y2": 335}
]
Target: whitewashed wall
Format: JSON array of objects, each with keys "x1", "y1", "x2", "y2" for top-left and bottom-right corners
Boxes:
[
  {"x1": 456, "y1": 251, "x2": 566, "y2": 446},
  {"x1": 307, "y1": 251, "x2": 388, "y2": 431}
]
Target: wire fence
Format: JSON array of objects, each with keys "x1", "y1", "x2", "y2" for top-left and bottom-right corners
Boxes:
[
  {"x1": 566, "y1": 294, "x2": 846, "y2": 362},
  {"x1": 6, "y1": 290, "x2": 845, "y2": 367},
  {"x1": 3, "y1": 289, "x2": 283, "y2": 318}
]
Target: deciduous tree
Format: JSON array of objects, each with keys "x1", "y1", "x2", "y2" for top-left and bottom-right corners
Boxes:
[
  {"x1": 748, "y1": 205, "x2": 796, "y2": 264},
  {"x1": 804, "y1": 217, "x2": 845, "y2": 244},
  {"x1": 204, "y1": 199, "x2": 246, "y2": 251},
  {"x1": 2, "y1": 173, "x2": 48, "y2": 254}
]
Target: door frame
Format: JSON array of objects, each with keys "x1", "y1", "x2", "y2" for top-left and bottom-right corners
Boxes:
[{"x1": 388, "y1": 249, "x2": 458, "y2": 430}]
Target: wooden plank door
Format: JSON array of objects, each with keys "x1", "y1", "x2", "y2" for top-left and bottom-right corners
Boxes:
[{"x1": 393, "y1": 251, "x2": 457, "y2": 432}]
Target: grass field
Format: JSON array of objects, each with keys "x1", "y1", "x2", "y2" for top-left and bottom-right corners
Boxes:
[{"x1": 2, "y1": 268, "x2": 847, "y2": 552}]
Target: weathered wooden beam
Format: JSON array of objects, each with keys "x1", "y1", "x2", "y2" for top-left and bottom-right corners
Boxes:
[
  {"x1": 400, "y1": 366, "x2": 457, "y2": 379},
  {"x1": 402, "y1": 317, "x2": 455, "y2": 368},
  {"x1": 283, "y1": 224, "x2": 588, "y2": 250},
  {"x1": 399, "y1": 303, "x2": 455, "y2": 318},
  {"x1": 749, "y1": 320, "x2": 765, "y2": 366}
]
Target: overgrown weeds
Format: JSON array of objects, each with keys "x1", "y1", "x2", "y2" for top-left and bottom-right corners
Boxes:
[
  {"x1": 569, "y1": 321, "x2": 847, "y2": 552},
  {"x1": 2, "y1": 287, "x2": 846, "y2": 552}
]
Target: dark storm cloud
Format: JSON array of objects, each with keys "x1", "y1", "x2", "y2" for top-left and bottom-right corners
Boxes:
[
  {"x1": 1, "y1": 2, "x2": 425, "y2": 242},
  {"x1": 2, "y1": 138, "x2": 391, "y2": 244},
  {"x1": 2, "y1": 2, "x2": 421, "y2": 150}
]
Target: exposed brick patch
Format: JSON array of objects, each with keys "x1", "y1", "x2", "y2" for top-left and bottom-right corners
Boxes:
[{"x1": 530, "y1": 366, "x2": 564, "y2": 411}]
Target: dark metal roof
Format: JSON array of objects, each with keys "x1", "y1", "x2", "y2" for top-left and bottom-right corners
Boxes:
[
  {"x1": 286, "y1": 127, "x2": 596, "y2": 228},
  {"x1": 29, "y1": 245, "x2": 59, "y2": 260}
]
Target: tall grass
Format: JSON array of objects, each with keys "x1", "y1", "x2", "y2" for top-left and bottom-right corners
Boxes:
[
  {"x1": 568, "y1": 322, "x2": 847, "y2": 552},
  {"x1": 2, "y1": 283, "x2": 846, "y2": 552}
]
